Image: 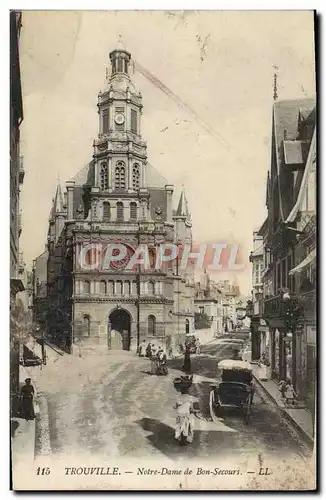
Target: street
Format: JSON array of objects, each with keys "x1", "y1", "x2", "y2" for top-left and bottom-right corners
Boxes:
[{"x1": 31, "y1": 336, "x2": 312, "y2": 463}]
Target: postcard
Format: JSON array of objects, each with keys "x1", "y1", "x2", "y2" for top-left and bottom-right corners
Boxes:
[{"x1": 10, "y1": 10, "x2": 316, "y2": 491}]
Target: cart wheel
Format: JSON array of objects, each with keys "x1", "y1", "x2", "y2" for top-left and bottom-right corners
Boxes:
[
  {"x1": 209, "y1": 390, "x2": 220, "y2": 421},
  {"x1": 244, "y1": 404, "x2": 251, "y2": 425}
]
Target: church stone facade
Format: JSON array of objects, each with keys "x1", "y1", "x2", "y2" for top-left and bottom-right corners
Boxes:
[{"x1": 45, "y1": 44, "x2": 195, "y2": 355}]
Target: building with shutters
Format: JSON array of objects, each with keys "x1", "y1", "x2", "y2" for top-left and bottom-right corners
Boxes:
[{"x1": 43, "y1": 42, "x2": 195, "y2": 355}]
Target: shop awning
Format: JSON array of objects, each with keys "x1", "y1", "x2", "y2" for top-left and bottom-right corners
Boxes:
[{"x1": 289, "y1": 249, "x2": 316, "y2": 275}]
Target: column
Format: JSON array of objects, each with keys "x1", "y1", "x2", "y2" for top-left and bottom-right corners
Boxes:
[
  {"x1": 124, "y1": 203, "x2": 129, "y2": 222},
  {"x1": 66, "y1": 180, "x2": 75, "y2": 220},
  {"x1": 154, "y1": 281, "x2": 160, "y2": 295},
  {"x1": 165, "y1": 185, "x2": 174, "y2": 223},
  {"x1": 144, "y1": 281, "x2": 148, "y2": 295},
  {"x1": 108, "y1": 157, "x2": 113, "y2": 190},
  {"x1": 122, "y1": 281, "x2": 125, "y2": 295},
  {"x1": 90, "y1": 281, "x2": 95, "y2": 295},
  {"x1": 140, "y1": 282, "x2": 144, "y2": 295},
  {"x1": 95, "y1": 281, "x2": 100, "y2": 295},
  {"x1": 128, "y1": 156, "x2": 132, "y2": 191},
  {"x1": 141, "y1": 162, "x2": 146, "y2": 188},
  {"x1": 109, "y1": 102, "x2": 114, "y2": 130}
]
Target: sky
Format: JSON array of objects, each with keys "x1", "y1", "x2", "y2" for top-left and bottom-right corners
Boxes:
[{"x1": 19, "y1": 10, "x2": 316, "y2": 295}]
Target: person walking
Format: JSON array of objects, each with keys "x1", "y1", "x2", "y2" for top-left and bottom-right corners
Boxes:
[
  {"x1": 182, "y1": 344, "x2": 192, "y2": 374},
  {"x1": 139, "y1": 340, "x2": 146, "y2": 357},
  {"x1": 20, "y1": 378, "x2": 35, "y2": 421},
  {"x1": 150, "y1": 344, "x2": 158, "y2": 375}
]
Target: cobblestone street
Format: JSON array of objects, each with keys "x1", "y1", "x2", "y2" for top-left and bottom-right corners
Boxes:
[{"x1": 32, "y1": 339, "x2": 312, "y2": 463}]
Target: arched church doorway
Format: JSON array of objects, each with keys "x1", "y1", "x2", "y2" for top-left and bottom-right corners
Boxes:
[{"x1": 108, "y1": 308, "x2": 131, "y2": 350}]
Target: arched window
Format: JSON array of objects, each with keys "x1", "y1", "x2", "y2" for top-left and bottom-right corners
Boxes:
[
  {"x1": 100, "y1": 280, "x2": 106, "y2": 294},
  {"x1": 100, "y1": 162, "x2": 108, "y2": 191},
  {"x1": 185, "y1": 319, "x2": 190, "y2": 334},
  {"x1": 148, "y1": 281, "x2": 155, "y2": 295},
  {"x1": 132, "y1": 164, "x2": 140, "y2": 190},
  {"x1": 117, "y1": 202, "x2": 124, "y2": 221},
  {"x1": 130, "y1": 202, "x2": 137, "y2": 220},
  {"x1": 115, "y1": 161, "x2": 126, "y2": 190},
  {"x1": 83, "y1": 315, "x2": 91, "y2": 337},
  {"x1": 83, "y1": 281, "x2": 90, "y2": 294},
  {"x1": 148, "y1": 315, "x2": 156, "y2": 336},
  {"x1": 103, "y1": 202, "x2": 111, "y2": 221}
]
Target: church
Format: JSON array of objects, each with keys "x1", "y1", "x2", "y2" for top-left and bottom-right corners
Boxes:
[{"x1": 45, "y1": 43, "x2": 195, "y2": 355}]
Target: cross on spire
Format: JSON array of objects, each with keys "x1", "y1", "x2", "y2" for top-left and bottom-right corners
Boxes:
[{"x1": 273, "y1": 65, "x2": 279, "y2": 101}]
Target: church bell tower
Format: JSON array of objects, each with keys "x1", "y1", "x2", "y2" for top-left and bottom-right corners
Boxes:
[{"x1": 92, "y1": 39, "x2": 148, "y2": 212}]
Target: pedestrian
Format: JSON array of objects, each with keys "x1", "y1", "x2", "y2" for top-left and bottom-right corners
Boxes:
[
  {"x1": 145, "y1": 342, "x2": 152, "y2": 358},
  {"x1": 195, "y1": 338, "x2": 201, "y2": 354},
  {"x1": 232, "y1": 348, "x2": 242, "y2": 360},
  {"x1": 139, "y1": 340, "x2": 146, "y2": 357},
  {"x1": 150, "y1": 344, "x2": 158, "y2": 375},
  {"x1": 20, "y1": 378, "x2": 35, "y2": 421},
  {"x1": 157, "y1": 348, "x2": 168, "y2": 375},
  {"x1": 182, "y1": 344, "x2": 192, "y2": 374}
]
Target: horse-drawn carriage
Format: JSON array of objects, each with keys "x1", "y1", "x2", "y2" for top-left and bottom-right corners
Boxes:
[{"x1": 209, "y1": 359, "x2": 255, "y2": 424}]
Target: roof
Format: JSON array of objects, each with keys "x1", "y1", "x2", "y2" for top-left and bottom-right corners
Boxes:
[
  {"x1": 49, "y1": 183, "x2": 64, "y2": 218},
  {"x1": 273, "y1": 97, "x2": 316, "y2": 221},
  {"x1": 70, "y1": 161, "x2": 95, "y2": 186},
  {"x1": 251, "y1": 244, "x2": 263, "y2": 258},
  {"x1": 283, "y1": 140, "x2": 304, "y2": 165},
  {"x1": 286, "y1": 127, "x2": 316, "y2": 223},
  {"x1": 175, "y1": 189, "x2": 190, "y2": 217},
  {"x1": 217, "y1": 359, "x2": 252, "y2": 372},
  {"x1": 146, "y1": 162, "x2": 168, "y2": 188}
]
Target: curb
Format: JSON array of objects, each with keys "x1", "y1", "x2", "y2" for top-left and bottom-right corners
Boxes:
[{"x1": 253, "y1": 374, "x2": 314, "y2": 449}]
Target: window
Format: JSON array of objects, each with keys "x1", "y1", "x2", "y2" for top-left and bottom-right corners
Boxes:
[
  {"x1": 103, "y1": 202, "x2": 111, "y2": 221},
  {"x1": 100, "y1": 280, "x2": 106, "y2": 294},
  {"x1": 131, "y1": 109, "x2": 137, "y2": 133},
  {"x1": 116, "y1": 202, "x2": 124, "y2": 221},
  {"x1": 115, "y1": 162, "x2": 126, "y2": 190},
  {"x1": 185, "y1": 319, "x2": 190, "y2": 334},
  {"x1": 117, "y1": 58, "x2": 123, "y2": 72},
  {"x1": 132, "y1": 164, "x2": 140, "y2": 190},
  {"x1": 83, "y1": 281, "x2": 90, "y2": 294},
  {"x1": 130, "y1": 202, "x2": 137, "y2": 220},
  {"x1": 100, "y1": 163, "x2": 108, "y2": 191},
  {"x1": 148, "y1": 281, "x2": 155, "y2": 295},
  {"x1": 148, "y1": 315, "x2": 156, "y2": 336},
  {"x1": 199, "y1": 306, "x2": 204, "y2": 314},
  {"x1": 83, "y1": 315, "x2": 91, "y2": 337},
  {"x1": 102, "y1": 111, "x2": 109, "y2": 134}
]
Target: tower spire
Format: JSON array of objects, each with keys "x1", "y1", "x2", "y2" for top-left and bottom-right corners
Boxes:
[
  {"x1": 273, "y1": 65, "x2": 279, "y2": 101},
  {"x1": 176, "y1": 187, "x2": 190, "y2": 217}
]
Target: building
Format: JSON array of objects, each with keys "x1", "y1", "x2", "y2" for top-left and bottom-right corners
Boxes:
[
  {"x1": 216, "y1": 280, "x2": 240, "y2": 332},
  {"x1": 10, "y1": 10, "x2": 25, "y2": 403},
  {"x1": 249, "y1": 231, "x2": 266, "y2": 360},
  {"x1": 32, "y1": 249, "x2": 49, "y2": 330},
  {"x1": 194, "y1": 272, "x2": 223, "y2": 341},
  {"x1": 43, "y1": 43, "x2": 195, "y2": 355},
  {"x1": 260, "y1": 97, "x2": 316, "y2": 414}
]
